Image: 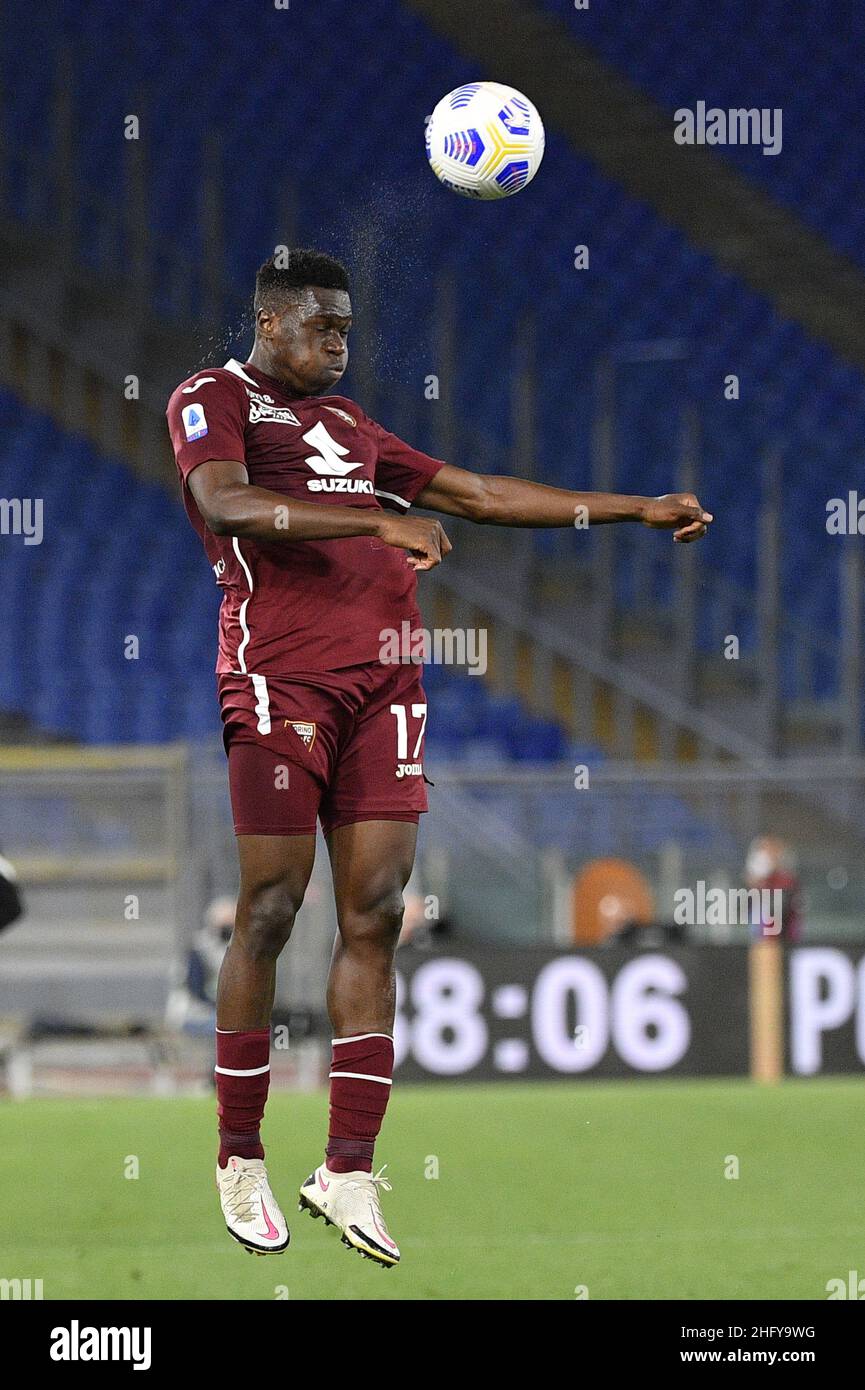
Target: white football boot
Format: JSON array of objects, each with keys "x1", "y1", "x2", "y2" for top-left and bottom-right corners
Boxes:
[
  {"x1": 298, "y1": 1163, "x2": 400, "y2": 1268},
  {"x1": 216, "y1": 1155, "x2": 290, "y2": 1255}
]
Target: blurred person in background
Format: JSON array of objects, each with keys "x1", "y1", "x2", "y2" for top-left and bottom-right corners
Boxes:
[
  {"x1": 745, "y1": 835, "x2": 802, "y2": 942},
  {"x1": 0, "y1": 848, "x2": 23, "y2": 936},
  {"x1": 165, "y1": 895, "x2": 235, "y2": 1033},
  {"x1": 397, "y1": 883, "x2": 453, "y2": 950}
]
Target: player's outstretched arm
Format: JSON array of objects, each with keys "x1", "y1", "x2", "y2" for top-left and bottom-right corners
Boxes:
[
  {"x1": 414, "y1": 464, "x2": 713, "y2": 543},
  {"x1": 188, "y1": 459, "x2": 451, "y2": 568}
]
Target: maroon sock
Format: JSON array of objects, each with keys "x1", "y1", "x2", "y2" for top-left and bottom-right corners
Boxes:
[
  {"x1": 215, "y1": 1027, "x2": 271, "y2": 1168},
  {"x1": 326, "y1": 1033, "x2": 394, "y2": 1173}
]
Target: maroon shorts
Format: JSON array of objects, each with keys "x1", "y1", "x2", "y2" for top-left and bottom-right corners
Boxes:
[{"x1": 218, "y1": 662, "x2": 430, "y2": 836}]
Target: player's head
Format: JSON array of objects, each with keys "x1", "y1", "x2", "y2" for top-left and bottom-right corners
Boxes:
[{"x1": 252, "y1": 249, "x2": 351, "y2": 394}]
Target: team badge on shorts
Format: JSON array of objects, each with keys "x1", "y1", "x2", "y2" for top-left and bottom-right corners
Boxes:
[{"x1": 285, "y1": 720, "x2": 317, "y2": 751}]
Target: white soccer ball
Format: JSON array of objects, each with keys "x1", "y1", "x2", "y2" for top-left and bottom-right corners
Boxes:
[{"x1": 425, "y1": 81, "x2": 545, "y2": 200}]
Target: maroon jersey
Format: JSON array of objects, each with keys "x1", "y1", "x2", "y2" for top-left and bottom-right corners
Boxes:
[{"x1": 166, "y1": 359, "x2": 444, "y2": 673}]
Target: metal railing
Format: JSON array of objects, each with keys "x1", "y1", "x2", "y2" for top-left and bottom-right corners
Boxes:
[
  {"x1": 0, "y1": 747, "x2": 862, "y2": 1027},
  {"x1": 424, "y1": 758, "x2": 865, "y2": 944}
]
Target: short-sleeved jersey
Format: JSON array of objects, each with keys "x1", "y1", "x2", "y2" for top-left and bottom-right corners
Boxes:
[{"x1": 166, "y1": 359, "x2": 445, "y2": 674}]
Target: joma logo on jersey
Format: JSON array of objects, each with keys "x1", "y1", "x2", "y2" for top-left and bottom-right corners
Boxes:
[
  {"x1": 182, "y1": 377, "x2": 217, "y2": 393},
  {"x1": 395, "y1": 762, "x2": 423, "y2": 779}
]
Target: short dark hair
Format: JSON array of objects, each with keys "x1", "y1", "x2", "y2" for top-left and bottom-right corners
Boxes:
[{"x1": 254, "y1": 248, "x2": 350, "y2": 312}]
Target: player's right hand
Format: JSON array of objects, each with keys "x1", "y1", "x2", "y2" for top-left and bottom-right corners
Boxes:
[
  {"x1": 642, "y1": 493, "x2": 714, "y2": 543},
  {"x1": 375, "y1": 514, "x2": 452, "y2": 570}
]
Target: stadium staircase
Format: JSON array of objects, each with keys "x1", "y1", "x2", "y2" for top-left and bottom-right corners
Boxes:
[
  {"x1": 410, "y1": 0, "x2": 865, "y2": 367},
  {"x1": 536, "y1": 0, "x2": 865, "y2": 278}
]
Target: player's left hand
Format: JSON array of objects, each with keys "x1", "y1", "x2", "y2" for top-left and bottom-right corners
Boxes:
[{"x1": 641, "y1": 493, "x2": 713, "y2": 543}]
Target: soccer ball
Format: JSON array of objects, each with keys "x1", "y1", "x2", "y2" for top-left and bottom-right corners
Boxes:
[{"x1": 425, "y1": 81, "x2": 545, "y2": 200}]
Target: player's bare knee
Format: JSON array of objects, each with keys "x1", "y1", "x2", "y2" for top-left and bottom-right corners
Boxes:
[
  {"x1": 239, "y1": 879, "x2": 303, "y2": 959},
  {"x1": 340, "y1": 889, "x2": 405, "y2": 951}
]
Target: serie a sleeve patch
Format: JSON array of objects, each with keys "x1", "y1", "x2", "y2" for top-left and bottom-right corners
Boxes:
[{"x1": 181, "y1": 402, "x2": 208, "y2": 441}]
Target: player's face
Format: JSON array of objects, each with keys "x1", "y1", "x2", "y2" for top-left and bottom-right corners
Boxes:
[{"x1": 256, "y1": 286, "x2": 352, "y2": 394}]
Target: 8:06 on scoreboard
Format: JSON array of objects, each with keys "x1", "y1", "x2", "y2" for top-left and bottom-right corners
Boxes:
[{"x1": 392, "y1": 948, "x2": 749, "y2": 1080}]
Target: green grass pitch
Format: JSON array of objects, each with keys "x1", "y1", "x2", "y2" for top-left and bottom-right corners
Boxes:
[{"x1": 1, "y1": 1079, "x2": 862, "y2": 1300}]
